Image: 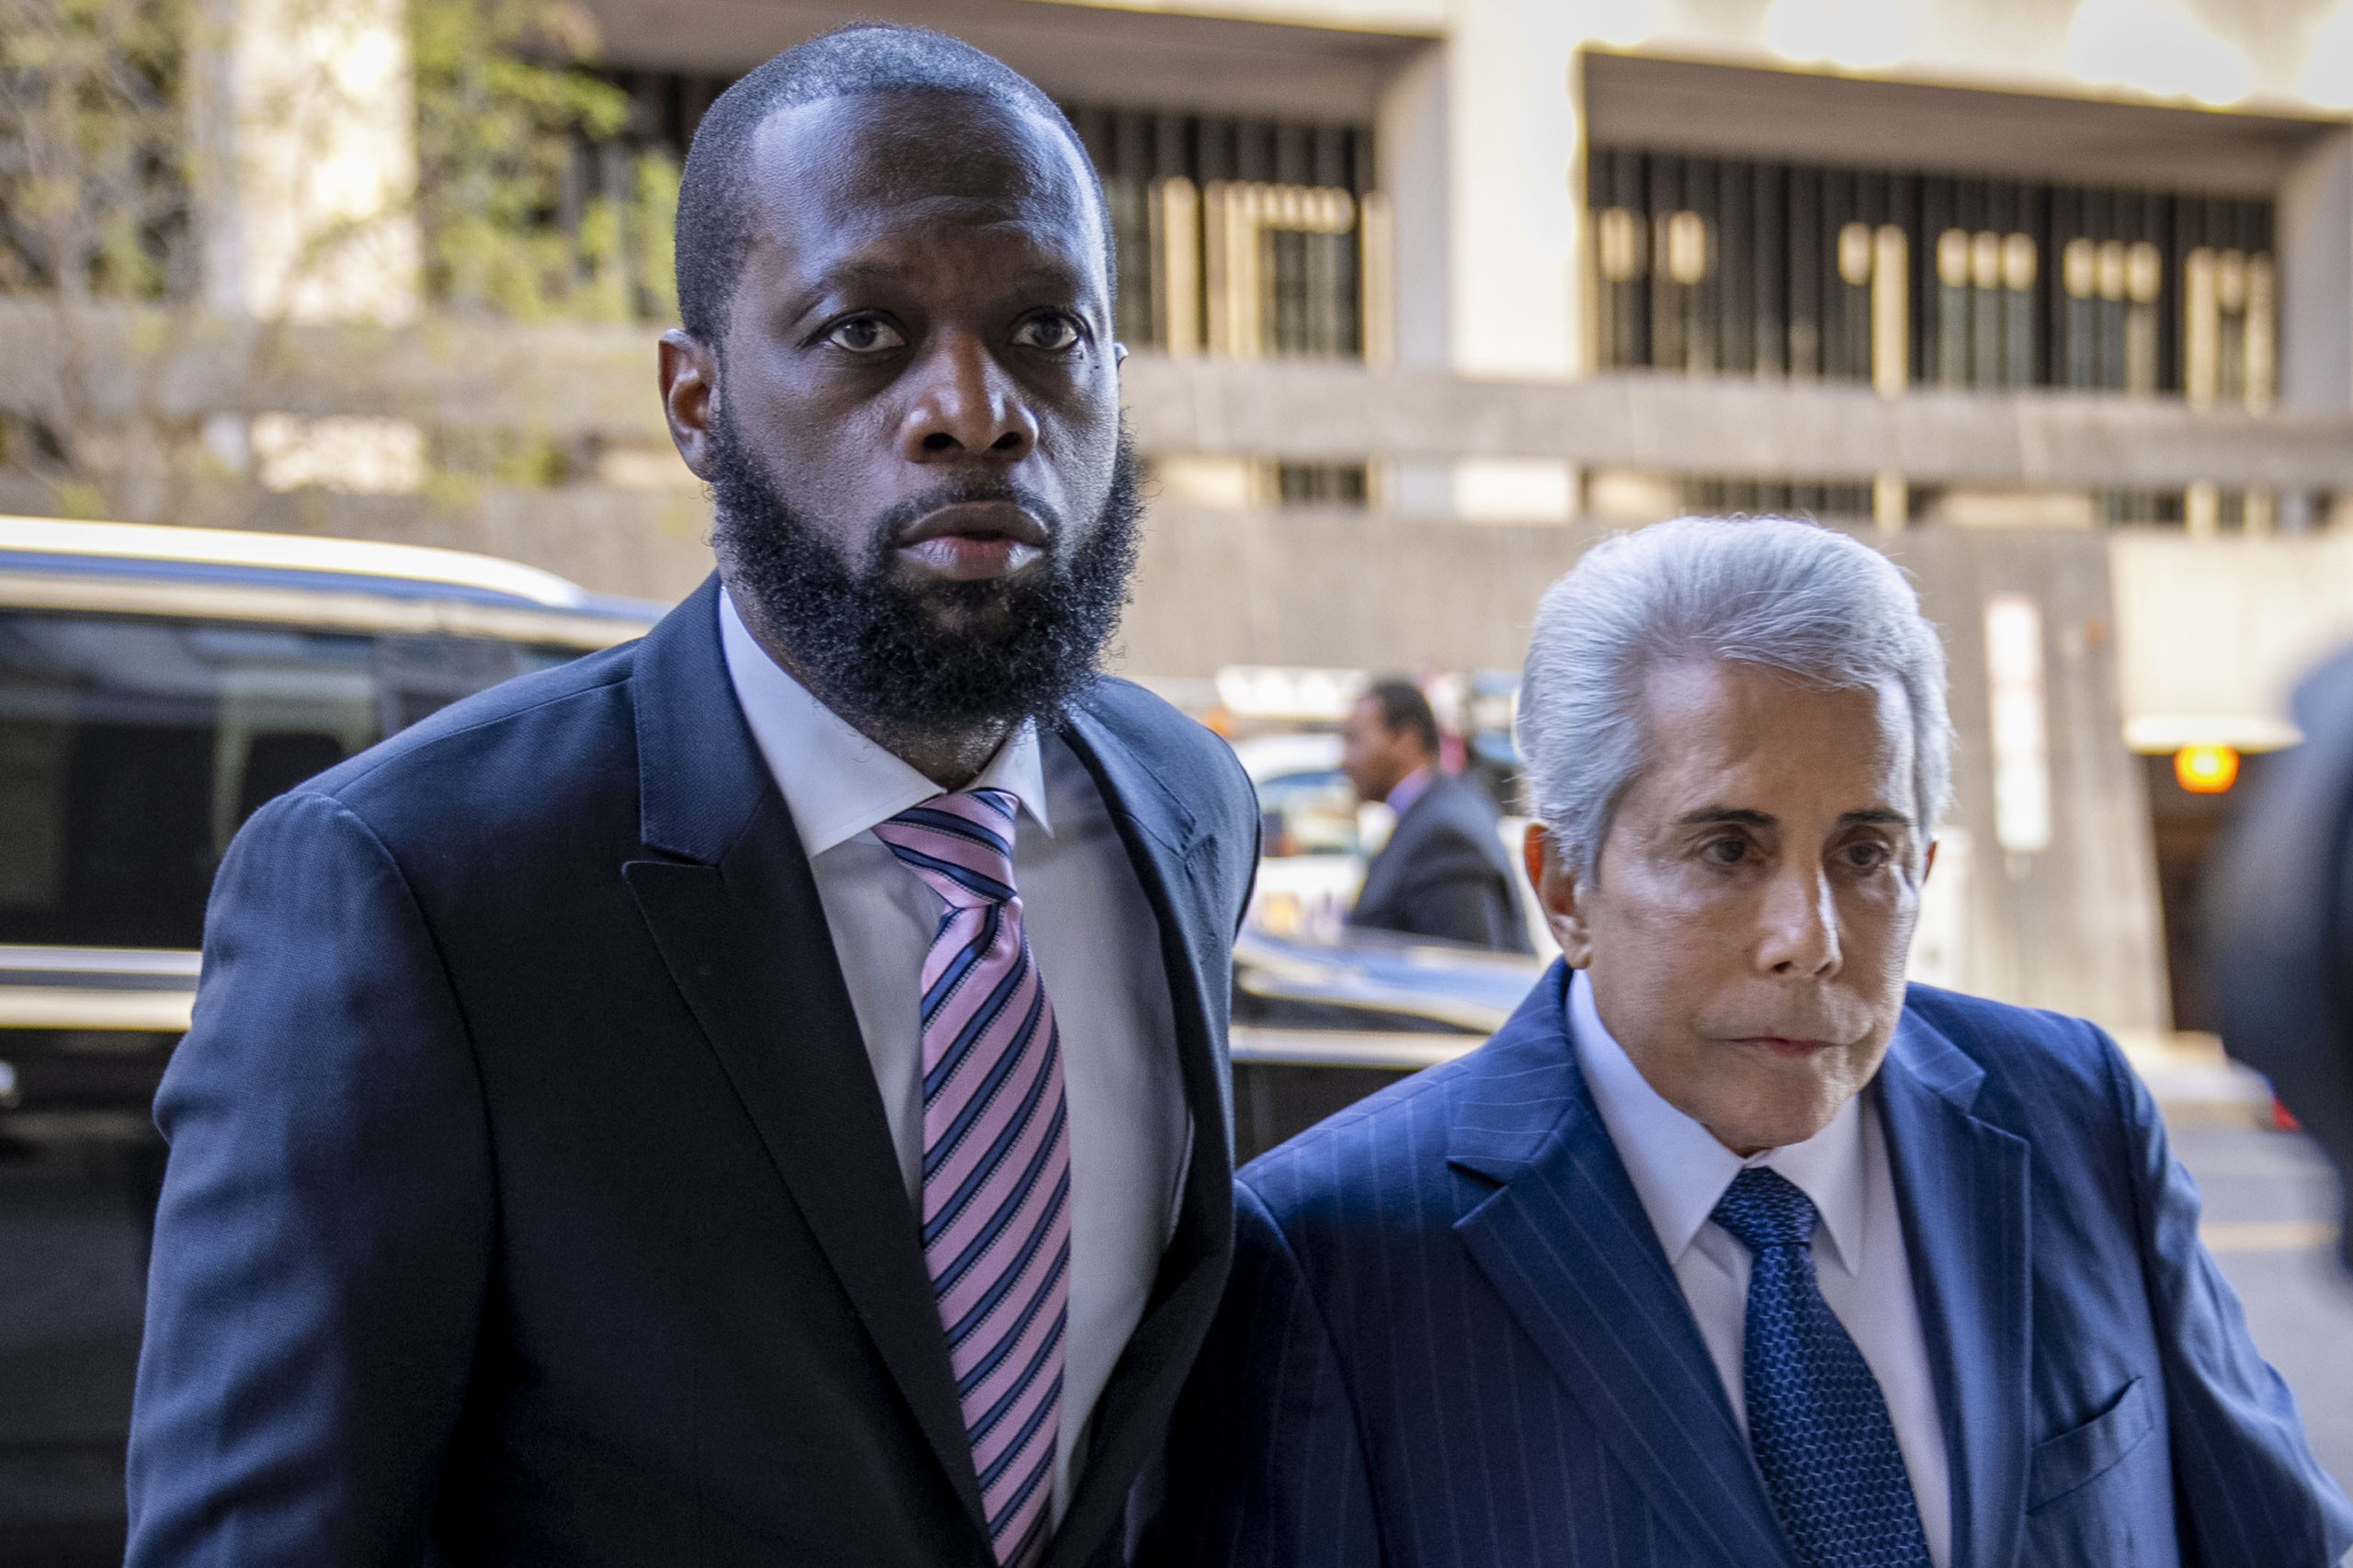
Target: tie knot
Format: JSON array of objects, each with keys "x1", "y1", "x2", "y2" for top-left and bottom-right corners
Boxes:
[
  {"x1": 1710, "y1": 1165, "x2": 1819, "y2": 1255},
  {"x1": 871, "y1": 788, "x2": 1020, "y2": 907}
]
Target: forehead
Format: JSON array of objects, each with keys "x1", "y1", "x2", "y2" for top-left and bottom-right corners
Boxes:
[
  {"x1": 1634, "y1": 659, "x2": 1915, "y2": 812},
  {"x1": 742, "y1": 90, "x2": 1104, "y2": 279}
]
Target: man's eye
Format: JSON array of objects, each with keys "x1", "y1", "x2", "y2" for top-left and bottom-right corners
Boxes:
[
  {"x1": 1014, "y1": 313, "x2": 1083, "y2": 351},
  {"x1": 824, "y1": 316, "x2": 904, "y2": 353},
  {"x1": 1844, "y1": 842, "x2": 1892, "y2": 870},
  {"x1": 1703, "y1": 837, "x2": 1748, "y2": 865}
]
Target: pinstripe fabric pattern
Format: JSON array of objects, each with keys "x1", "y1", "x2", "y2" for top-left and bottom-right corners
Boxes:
[
  {"x1": 1143, "y1": 965, "x2": 2353, "y2": 1568},
  {"x1": 873, "y1": 789, "x2": 1067, "y2": 1568}
]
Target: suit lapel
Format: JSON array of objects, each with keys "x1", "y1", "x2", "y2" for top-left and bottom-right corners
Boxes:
[
  {"x1": 1041, "y1": 699, "x2": 1235, "y2": 1568},
  {"x1": 1449, "y1": 970, "x2": 1801, "y2": 1568},
  {"x1": 620, "y1": 578, "x2": 990, "y2": 1543},
  {"x1": 1877, "y1": 1005, "x2": 2032, "y2": 1568}
]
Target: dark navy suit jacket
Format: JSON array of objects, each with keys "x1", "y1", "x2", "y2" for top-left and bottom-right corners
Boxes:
[
  {"x1": 126, "y1": 578, "x2": 1259, "y2": 1568},
  {"x1": 1146, "y1": 963, "x2": 2353, "y2": 1568},
  {"x1": 1348, "y1": 774, "x2": 1529, "y2": 953}
]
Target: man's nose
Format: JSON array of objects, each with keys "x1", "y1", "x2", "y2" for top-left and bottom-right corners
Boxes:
[
  {"x1": 1756, "y1": 864, "x2": 1842, "y2": 980},
  {"x1": 896, "y1": 332, "x2": 1038, "y2": 463}
]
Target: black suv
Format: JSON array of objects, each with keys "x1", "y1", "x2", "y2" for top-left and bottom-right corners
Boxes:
[{"x1": 0, "y1": 517, "x2": 658, "y2": 1562}]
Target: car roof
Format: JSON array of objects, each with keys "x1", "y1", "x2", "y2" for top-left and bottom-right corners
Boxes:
[
  {"x1": 1231, "y1": 730, "x2": 1345, "y2": 782},
  {"x1": 0, "y1": 515, "x2": 666, "y2": 648}
]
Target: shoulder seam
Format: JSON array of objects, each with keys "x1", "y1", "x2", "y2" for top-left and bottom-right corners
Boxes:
[
  {"x1": 299, "y1": 794, "x2": 503, "y2": 1271},
  {"x1": 323, "y1": 650, "x2": 638, "y2": 797},
  {"x1": 300, "y1": 795, "x2": 490, "y2": 1079}
]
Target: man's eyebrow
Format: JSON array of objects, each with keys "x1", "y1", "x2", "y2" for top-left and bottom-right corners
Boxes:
[
  {"x1": 770, "y1": 260, "x2": 909, "y2": 335},
  {"x1": 801, "y1": 258, "x2": 913, "y2": 299},
  {"x1": 1672, "y1": 805, "x2": 1916, "y2": 830},
  {"x1": 785, "y1": 255, "x2": 1089, "y2": 322},
  {"x1": 1677, "y1": 807, "x2": 1775, "y2": 828}
]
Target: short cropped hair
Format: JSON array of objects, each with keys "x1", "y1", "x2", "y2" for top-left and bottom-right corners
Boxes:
[
  {"x1": 1516, "y1": 517, "x2": 1952, "y2": 878},
  {"x1": 673, "y1": 24, "x2": 1112, "y2": 345},
  {"x1": 1364, "y1": 679, "x2": 1440, "y2": 757}
]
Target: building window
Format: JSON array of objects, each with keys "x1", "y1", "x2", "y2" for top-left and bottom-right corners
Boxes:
[
  {"x1": 1062, "y1": 106, "x2": 1383, "y2": 362},
  {"x1": 1587, "y1": 149, "x2": 2275, "y2": 407},
  {"x1": 570, "y1": 83, "x2": 1389, "y2": 366}
]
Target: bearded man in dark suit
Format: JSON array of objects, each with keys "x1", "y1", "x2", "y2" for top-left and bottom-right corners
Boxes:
[{"x1": 126, "y1": 27, "x2": 1256, "y2": 1568}]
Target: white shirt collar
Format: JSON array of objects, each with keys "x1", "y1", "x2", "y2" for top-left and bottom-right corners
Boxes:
[
  {"x1": 718, "y1": 587, "x2": 1051, "y2": 856},
  {"x1": 1569, "y1": 968, "x2": 1867, "y2": 1276}
]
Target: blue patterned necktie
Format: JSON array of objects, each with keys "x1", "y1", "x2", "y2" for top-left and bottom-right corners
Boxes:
[{"x1": 1710, "y1": 1166, "x2": 1932, "y2": 1568}]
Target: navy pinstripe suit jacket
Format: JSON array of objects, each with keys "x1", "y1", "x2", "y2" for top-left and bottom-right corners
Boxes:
[{"x1": 1144, "y1": 963, "x2": 2353, "y2": 1568}]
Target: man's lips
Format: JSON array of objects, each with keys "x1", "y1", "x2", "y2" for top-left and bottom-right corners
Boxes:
[
  {"x1": 892, "y1": 500, "x2": 1049, "y2": 579},
  {"x1": 1732, "y1": 1035, "x2": 1844, "y2": 1058}
]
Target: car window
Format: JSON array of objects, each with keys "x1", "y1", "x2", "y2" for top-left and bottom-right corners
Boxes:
[
  {"x1": 0, "y1": 610, "x2": 571, "y2": 949},
  {"x1": 1256, "y1": 767, "x2": 1360, "y2": 857}
]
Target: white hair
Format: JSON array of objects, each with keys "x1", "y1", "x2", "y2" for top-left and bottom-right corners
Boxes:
[{"x1": 1516, "y1": 517, "x2": 1952, "y2": 877}]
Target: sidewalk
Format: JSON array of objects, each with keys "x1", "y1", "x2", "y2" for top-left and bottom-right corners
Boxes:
[{"x1": 2113, "y1": 1028, "x2": 2280, "y2": 1131}]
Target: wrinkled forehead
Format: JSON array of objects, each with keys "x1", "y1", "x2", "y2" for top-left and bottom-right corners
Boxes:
[
  {"x1": 744, "y1": 90, "x2": 1106, "y2": 278},
  {"x1": 1634, "y1": 658, "x2": 1919, "y2": 812}
]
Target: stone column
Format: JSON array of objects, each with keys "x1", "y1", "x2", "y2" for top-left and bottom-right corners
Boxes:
[
  {"x1": 190, "y1": 0, "x2": 425, "y2": 494},
  {"x1": 2279, "y1": 124, "x2": 2353, "y2": 417},
  {"x1": 1440, "y1": 0, "x2": 1616, "y2": 522},
  {"x1": 1375, "y1": 40, "x2": 1457, "y2": 517},
  {"x1": 194, "y1": 0, "x2": 421, "y2": 324}
]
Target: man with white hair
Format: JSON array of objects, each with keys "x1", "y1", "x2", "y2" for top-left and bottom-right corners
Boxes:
[{"x1": 1143, "y1": 517, "x2": 2350, "y2": 1568}]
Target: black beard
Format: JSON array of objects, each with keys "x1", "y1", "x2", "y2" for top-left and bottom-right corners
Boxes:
[{"x1": 707, "y1": 411, "x2": 1142, "y2": 738}]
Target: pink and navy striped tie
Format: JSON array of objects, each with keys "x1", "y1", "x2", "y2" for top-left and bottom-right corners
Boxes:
[{"x1": 871, "y1": 788, "x2": 1069, "y2": 1568}]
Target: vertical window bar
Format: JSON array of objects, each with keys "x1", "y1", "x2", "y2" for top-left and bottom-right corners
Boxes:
[
  {"x1": 1871, "y1": 223, "x2": 1910, "y2": 398},
  {"x1": 1754, "y1": 163, "x2": 1785, "y2": 378},
  {"x1": 1789, "y1": 165, "x2": 1821, "y2": 380},
  {"x1": 1969, "y1": 232, "x2": 2003, "y2": 391},
  {"x1": 1682, "y1": 158, "x2": 1717, "y2": 375},
  {"x1": 2002, "y1": 233, "x2": 2036, "y2": 389},
  {"x1": 1720, "y1": 157, "x2": 1753, "y2": 378},
  {"x1": 1938, "y1": 228, "x2": 1971, "y2": 388},
  {"x1": 1651, "y1": 154, "x2": 1686, "y2": 372}
]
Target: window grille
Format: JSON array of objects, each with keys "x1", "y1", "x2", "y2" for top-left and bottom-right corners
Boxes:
[
  {"x1": 1588, "y1": 149, "x2": 2275, "y2": 408},
  {"x1": 1063, "y1": 105, "x2": 1382, "y2": 363}
]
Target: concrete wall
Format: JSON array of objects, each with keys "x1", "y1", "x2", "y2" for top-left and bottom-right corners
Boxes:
[
  {"x1": 2112, "y1": 531, "x2": 2353, "y2": 747},
  {"x1": 162, "y1": 483, "x2": 721, "y2": 606},
  {"x1": 2280, "y1": 126, "x2": 2353, "y2": 415},
  {"x1": 1121, "y1": 506, "x2": 1582, "y2": 674},
  {"x1": 1882, "y1": 527, "x2": 2169, "y2": 1032}
]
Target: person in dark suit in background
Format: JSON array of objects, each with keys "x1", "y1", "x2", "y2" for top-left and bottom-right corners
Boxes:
[
  {"x1": 1340, "y1": 679, "x2": 1530, "y2": 950},
  {"x1": 1145, "y1": 517, "x2": 2349, "y2": 1568},
  {"x1": 2215, "y1": 643, "x2": 2353, "y2": 1270},
  {"x1": 126, "y1": 27, "x2": 1257, "y2": 1568}
]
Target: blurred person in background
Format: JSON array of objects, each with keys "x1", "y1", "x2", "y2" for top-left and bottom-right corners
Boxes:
[
  {"x1": 125, "y1": 25, "x2": 1256, "y2": 1568},
  {"x1": 2216, "y1": 644, "x2": 2353, "y2": 1271},
  {"x1": 1340, "y1": 678, "x2": 1530, "y2": 951},
  {"x1": 1147, "y1": 517, "x2": 2349, "y2": 1568}
]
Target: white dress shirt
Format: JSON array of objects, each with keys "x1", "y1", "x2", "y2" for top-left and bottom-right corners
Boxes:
[
  {"x1": 1568, "y1": 969, "x2": 1952, "y2": 1568},
  {"x1": 718, "y1": 590, "x2": 1190, "y2": 1523}
]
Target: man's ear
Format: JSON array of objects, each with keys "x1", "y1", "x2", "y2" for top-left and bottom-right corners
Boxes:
[
  {"x1": 1525, "y1": 822, "x2": 1596, "y2": 967},
  {"x1": 659, "y1": 329, "x2": 720, "y2": 481}
]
